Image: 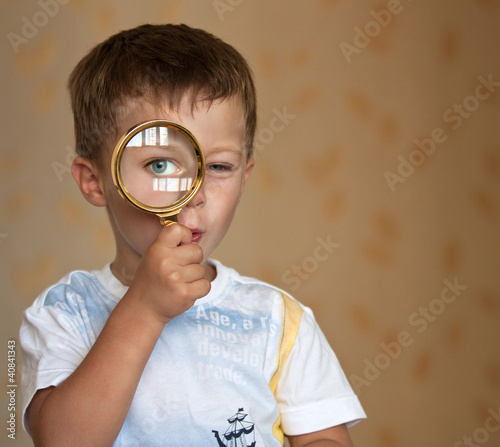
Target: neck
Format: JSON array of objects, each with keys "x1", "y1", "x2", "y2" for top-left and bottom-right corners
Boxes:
[
  {"x1": 204, "y1": 260, "x2": 217, "y2": 282},
  {"x1": 110, "y1": 249, "x2": 139, "y2": 287}
]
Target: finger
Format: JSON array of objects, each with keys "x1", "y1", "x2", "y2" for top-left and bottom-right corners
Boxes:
[
  {"x1": 180, "y1": 263, "x2": 207, "y2": 283},
  {"x1": 187, "y1": 278, "x2": 211, "y2": 301},
  {"x1": 157, "y1": 222, "x2": 193, "y2": 248},
  {"x1": 168, "y1": 241, "x2": 204, "y2": 266}
]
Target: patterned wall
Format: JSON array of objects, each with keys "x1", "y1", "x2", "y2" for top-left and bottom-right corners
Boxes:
[{"x1": 1, "y1": 1, "x2": 499, "y2": 445}]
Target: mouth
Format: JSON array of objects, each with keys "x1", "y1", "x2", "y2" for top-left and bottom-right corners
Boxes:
[{"x1": 189, "y1": 229, "x2": 203, "y2": 243}]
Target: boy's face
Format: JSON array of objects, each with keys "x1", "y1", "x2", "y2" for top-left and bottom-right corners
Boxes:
[{"x1": 97, "y1": 95, "x2": 254, "y2": 281}]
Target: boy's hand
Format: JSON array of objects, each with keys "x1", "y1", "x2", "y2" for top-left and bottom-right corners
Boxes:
[{"x1": 127, "y1": 223, "x2": 211, "y2": 324}]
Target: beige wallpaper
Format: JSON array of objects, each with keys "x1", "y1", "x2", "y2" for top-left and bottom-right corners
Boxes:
[{"x1": 1, "y1": 0, "x2": 499, "y2": 445}]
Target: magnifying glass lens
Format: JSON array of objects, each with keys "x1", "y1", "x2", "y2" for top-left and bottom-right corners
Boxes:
[{"x1": 119, "y1": 125, "x2": 198, "y2": 208}]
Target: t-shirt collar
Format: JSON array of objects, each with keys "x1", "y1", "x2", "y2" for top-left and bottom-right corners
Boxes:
[{"x1": 94, "y1": 259, "x2": 227, "y2": 306}]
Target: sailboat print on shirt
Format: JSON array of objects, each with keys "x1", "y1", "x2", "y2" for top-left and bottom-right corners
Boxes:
[{"x1": 212, "y1": 408, "x2": 256, "y2": 447}]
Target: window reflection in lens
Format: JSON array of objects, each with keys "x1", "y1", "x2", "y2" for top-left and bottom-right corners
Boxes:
[{"x1": 119, "y1": 126, "x2": 198, "y2": 208}]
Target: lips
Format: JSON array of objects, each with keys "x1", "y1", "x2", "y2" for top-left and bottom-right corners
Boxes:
[
  {"x1": 189, "y1": 229, "x2": 203, "y2": 243},
  {"x1": 177, "y1": 217, "x2": 204, "y2": 243}
]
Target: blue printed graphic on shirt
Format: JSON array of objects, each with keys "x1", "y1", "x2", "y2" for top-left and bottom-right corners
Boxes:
[{"x1": 40, "y1": 272, "x2": 286, "y2": 446}]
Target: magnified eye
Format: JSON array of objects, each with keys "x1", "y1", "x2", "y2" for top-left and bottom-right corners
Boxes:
[{"x1": 147, "y1": 159, "x2": 177, "y2": 176}]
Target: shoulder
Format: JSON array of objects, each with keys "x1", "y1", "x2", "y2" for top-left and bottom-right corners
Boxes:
[
  {"x1": 26, "y1": 266, "x2": 112, "y2": 314},
  {"x1": 20, "y1": 266, "x2": 116, "y2": 346},
  {"x1": 210, "y1": 259, "x2": 308, "y2": 323},
  {"x1": 222, "y1": 262, "x2": 326, "y2": 344},
  {"x1": 213, "y1": 259, "x2": 304, "y2": 302}
]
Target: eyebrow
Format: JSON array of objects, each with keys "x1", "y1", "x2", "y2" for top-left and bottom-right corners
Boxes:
[{"x1": 204, "y1": 146, "x2": 245, "y2": 156}]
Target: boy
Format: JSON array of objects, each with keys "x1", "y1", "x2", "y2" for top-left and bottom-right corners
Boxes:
[{"x1": 20, "y1": 24, "x2": 366, "y2": 446}]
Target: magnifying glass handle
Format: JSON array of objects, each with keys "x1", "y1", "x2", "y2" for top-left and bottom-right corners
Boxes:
[{"x1": 160, "y1": 215, "x2": 178, "y2": 227}]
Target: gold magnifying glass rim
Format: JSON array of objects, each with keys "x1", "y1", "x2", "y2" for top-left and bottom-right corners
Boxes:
[{"x1": 111, "y1": 120, "x2": 205, "y2": 218}]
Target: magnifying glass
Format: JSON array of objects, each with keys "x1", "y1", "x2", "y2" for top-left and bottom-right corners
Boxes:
[{"x1": 111, "y1": 120, "x2": 205, "y2": 226}]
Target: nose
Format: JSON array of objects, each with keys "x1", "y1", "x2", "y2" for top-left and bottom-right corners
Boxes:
[{"x1": 185, "y1": 182, "x2": 206, "y2": 209}]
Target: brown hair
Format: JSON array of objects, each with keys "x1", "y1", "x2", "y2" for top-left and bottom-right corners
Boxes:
[{"x1": 68, "y1": 24, "x2": 257, "y2": 165}]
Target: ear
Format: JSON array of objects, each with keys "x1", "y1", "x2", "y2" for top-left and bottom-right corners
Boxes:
[
  {"x1": 71, "y1": 156, "x2": 108, "y2": 207},
  {"x1": 240, "y1": 157, "x2": 255, "y2": 193}
]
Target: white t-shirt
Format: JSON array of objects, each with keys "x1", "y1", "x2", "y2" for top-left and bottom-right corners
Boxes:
[{"x1": 20, "y1": 259, "x2": 366, "y2": 445}]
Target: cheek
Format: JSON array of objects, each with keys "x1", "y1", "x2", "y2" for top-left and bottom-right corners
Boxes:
[
  {"x1": 206, "y1": 181, "x2": 242, "y2": 217},
  {"x1": 205, "y1": 189, "x2": 242, "y2": 250},
  {"x1": 110, "y1": 193, "x2": 163, "y2": 248},
  {"x1": 122, "y1": 214, "x2": 162, "y2": 254}
]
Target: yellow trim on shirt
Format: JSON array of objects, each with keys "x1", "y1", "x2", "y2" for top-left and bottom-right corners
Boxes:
[{"x1": 270, "y1": 292, "x2": 304, "y2": 443}]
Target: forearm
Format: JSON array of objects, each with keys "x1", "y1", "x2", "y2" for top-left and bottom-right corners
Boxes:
[
  {"x1": 300, "y1": 441, "x2": 350, "y2": 447},
  {"x1": 30, "y1": 293, "x2": 166, "y2": 447},
  {"x1": 287, "y1": 424, "x2": 354, "y2": 447}
]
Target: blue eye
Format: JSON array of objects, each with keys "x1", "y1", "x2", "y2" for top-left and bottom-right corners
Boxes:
[
  {"x1": 208, "y1": 164, "x2": 232, "y2": 172},
  {"x1": 148, "y1": 159, "x2": 177, "y2": 176}
]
